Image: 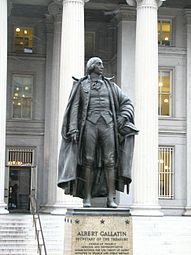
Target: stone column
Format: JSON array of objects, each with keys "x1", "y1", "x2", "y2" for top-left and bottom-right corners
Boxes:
[
  {"x1": 184, "y1": 10, "x2": 191, "y2": 216},
  {"x1": 116, "y1": 6, "x2": 136, "y2": 207},
  {"x1": 126, "y1": 0, "x2": 164, "y2": 215},
  {"x1": 52, "y1": 0, "x2": 89, "y2": 214},
  {"x1": 0, "y1": 0, "x2": 8, "y2": 214},
  {"x1": 43, "y1": 2, "x2": 63, "y2": 212},
  {"x1": 116, "y1": 6, "x2": 136, "y2": 101},
  {"x1": 48, "y1": 3, "x2": 62, "y2": 212}
]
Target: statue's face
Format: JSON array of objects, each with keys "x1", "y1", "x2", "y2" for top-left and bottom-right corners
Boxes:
[{"x1": 92, "y1": 60, "x2": 104, "y2": 75}]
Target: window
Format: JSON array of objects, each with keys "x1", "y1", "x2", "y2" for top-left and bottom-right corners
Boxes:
[
  {"x1": 11, "y1": 74, "x2": 33, "y2": 119},
  {"x1": 15, "y1": 27, "x2": 33, "y2": 53},
  {"x1": 158, "y1": 70, "x2": 172, "y2": 116},
  {"x1": 7, "y1": 148, "x2": 34, "y2": 167},
  {"x1": 158, "y1": 20, "x2": 172, "y2": 46},
  {"x1": 158, "y1": 147, "x2": 174, "y2": 199},
  {"x1": 85, "y1": 32, "x2": 95, "y2": 56}
]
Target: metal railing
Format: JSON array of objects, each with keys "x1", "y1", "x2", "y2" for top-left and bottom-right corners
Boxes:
[{"x1": 30, "y1": 194, "x2": 47, "y2": 255}]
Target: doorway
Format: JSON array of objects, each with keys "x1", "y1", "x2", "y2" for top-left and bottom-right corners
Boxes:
[{"x1": 8, "y1": 167, "x2": 31, "y2": 212}]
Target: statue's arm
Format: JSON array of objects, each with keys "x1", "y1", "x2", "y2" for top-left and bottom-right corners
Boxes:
[
  {"x1": 113, "y1": 83, "x2": 135, "y2": 124},
  {"x1": 67, "y1": 83, "x2": 81, "y2": 142}
]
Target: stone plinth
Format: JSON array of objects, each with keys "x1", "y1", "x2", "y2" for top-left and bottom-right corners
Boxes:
[{"x1": 64, "y1": 208, "x2": 132, "y2": 255}]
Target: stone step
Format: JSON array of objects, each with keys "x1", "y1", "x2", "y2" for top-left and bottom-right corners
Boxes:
[
  {"x1": 0, "y1": 248, "x2": 38, "y2": 255},
  {"x1": 0, "y1": 214, "x2": 64, "y2": 255}
]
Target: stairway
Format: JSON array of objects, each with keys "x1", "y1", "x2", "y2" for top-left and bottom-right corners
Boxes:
[
  {"x1": 0, "y1": 214, "x2": 38, "y2": 255},
  {"x1": 0, "y1": 213, "x2": 65, "y2": 255},
  {"x1": 40, "y1": 214, "x2": 65, "y2": 255}
]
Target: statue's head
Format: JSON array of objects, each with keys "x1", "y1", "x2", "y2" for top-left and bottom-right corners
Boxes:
[{"x1": 86, "y1": 57, "x2": 104, "y2": 75}]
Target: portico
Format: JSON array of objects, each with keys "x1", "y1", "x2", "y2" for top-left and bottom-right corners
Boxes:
[{"x1": 0, "y1": 0, "x2": 190, "y2": 216}]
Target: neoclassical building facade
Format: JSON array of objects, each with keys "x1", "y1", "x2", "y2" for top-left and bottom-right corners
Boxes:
[{"x1": 0, "y1": 0, "x2": 191, "y2": 216}]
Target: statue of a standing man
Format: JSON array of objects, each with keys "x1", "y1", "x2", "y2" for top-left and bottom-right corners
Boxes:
[{"x1": 58, "y1": 57, "x2": 138, "y2": 208}]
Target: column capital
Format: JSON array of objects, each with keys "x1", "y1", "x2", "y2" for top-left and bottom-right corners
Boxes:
[
  {"x1": 126, "y1": 0, "x2": 166, "y2": 8},
  {"x1": 8, "y1": 0, "x2": 13, "y2": 16},
  {"x1": 115, "y1": 6, "x2": 136, "y2": 23},
  {"x1": 48, "y1": 1, "x2": 62, "y2": 17},
  {"x1": 63, "y1": 0, "x2": 89, "y2": 4},
  {"x1": 185, "y1": 9, "x2": 191, "y2": 25}
]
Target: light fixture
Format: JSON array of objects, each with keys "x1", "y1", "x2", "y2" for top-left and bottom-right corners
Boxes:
[
  {"x1": 22, "y1": 94, "x2": 25, "y2": 97},
  {"x1": 164, "y1": 98, "x2": 169, "y2": 103},
  {"x1": 8, "y1": 160, "x2": 23, "y2": 166},
  {"x1": 14, "y1": 93, "x2": 18, "y2": 97},
  {"x1": 24, "y1": 30, "x2": 28, "y2": 35},
  {"x1": 16, "y1": 27, "x2": 20, "y2": 32},
  {"x1": 164, "y1": 37, "x2": 169, "y2": 41},
  {"x1": 17, "y1": 102, "x2": 21, "y2": 106},
  {"x1": 25, "y1": 86, "x2": 29, "y2": 91},
  {"x1": 159, "y1": 81, "x2": 163, "y2": 87},
  {"x1": 16, "y1": 87, "x2": 20, "y2": 91}
]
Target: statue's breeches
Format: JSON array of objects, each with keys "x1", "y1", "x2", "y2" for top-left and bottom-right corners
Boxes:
[{"x1": 82, "y1": 118, "x2": 115, "y2": 167}]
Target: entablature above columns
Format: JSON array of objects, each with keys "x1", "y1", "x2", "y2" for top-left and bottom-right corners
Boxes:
[{"x1": 126, "y1": 0, "x2": 166, "y2": 8}]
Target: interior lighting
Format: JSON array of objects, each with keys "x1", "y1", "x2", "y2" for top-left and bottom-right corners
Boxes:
[
  {"x1": 14, "y1": 93, "x2": 18, "y2": 97},
  {"x1": 164, "y1": 37, "x2": 169, "y2": 41},
  {"x1": 17, "y1": 102, "x2": 21, "y2": 106},
  {"x1": 24, "y1": 30, "x2": 28, "y2": 35},
  {"x1": 16, "y1": 87, "x2": 20, "y2": 91},
  {"x1": 164, "y1": 98, "x2": 169, "y2": 103},
  {"x1": 25, "y1": 86, "x2": 29, "y2": 91},
  {"x1": 16, "y1": 27, "x2": 20, "y2": 32},
  {"x1": 8, "y1": 160, "x2": 23, "y2": 166},
  {"x1": 159, "y1": 81, "x2": 163, "y2": 87}
]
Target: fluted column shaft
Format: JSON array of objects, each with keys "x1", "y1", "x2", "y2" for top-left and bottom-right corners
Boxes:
[
  {"x1": 127, "y1": 0, "x2": 164, "y2": 215},
  {"x1": 0, "y1": 0, "x2": 8, "y2": 214},
  {"x1": 184, "y1": 10, "x2": 191, "y2": 216},
  {"x1": 52, "y1": 0, "x2": 89, "y2": 213},
  {"x1": 43, "y1": 2, "x2": 63, "y2": 212}
]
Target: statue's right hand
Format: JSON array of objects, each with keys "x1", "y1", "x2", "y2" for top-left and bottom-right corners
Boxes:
[{"x1": 70, "y1": 132, "x2": 79, "y2": 143}]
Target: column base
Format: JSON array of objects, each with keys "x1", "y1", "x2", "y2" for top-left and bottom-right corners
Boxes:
[
  {"x1": 40, "y1": 204, "x2": 57, "y2": 214},
  {"x1": 183, "y1": 207, "x2": 191, "y2": 216},
  {"x1": 0, "y1": 204, "x2": 9, "y2": 214},
  {"x1": 130, "y1": 204, "x2": 163, "y2": 216},
  {"x1": 51, "y1": 204, "x2": 67, "y2": 215}
]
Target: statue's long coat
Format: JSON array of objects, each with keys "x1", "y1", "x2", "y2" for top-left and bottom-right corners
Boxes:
[{"x1": 57, "y1": 76, "x2": 138, "y2": 198}]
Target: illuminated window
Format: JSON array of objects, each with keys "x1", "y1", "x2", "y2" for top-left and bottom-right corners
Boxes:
[
  {"x1": 158, "y1": 147, "x2": 174, "y2": 199},
  {"x1": 11, "y1": 74, "x2": 33, "y2": 119},
  {"x1": 158, "y1": 20, "x2": 172, "y2": 46},
  {"x1": 158, "y1": 70, "x2": 172, "y2": 116},
  {"x1": 15, "y1": 27, "x2": 33, "y2": 53}
]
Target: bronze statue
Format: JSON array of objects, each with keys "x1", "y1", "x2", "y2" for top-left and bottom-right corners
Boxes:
[{"x1": 57, "y1": 57, "x2": 138, "y2": 208}]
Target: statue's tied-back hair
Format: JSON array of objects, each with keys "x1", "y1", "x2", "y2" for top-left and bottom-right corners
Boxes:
[{"x1": 86, "y1": 57, "x2": 102, "y2": 74}]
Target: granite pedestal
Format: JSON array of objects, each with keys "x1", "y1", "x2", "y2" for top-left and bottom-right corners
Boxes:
[{"x1": 64, "y1": 208, "x2": 133, "y2": 255}]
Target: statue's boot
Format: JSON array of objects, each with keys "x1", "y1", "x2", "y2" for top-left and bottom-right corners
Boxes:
[
  {"x1": 83, "y1": 166, "x2": 93, "y2": 208},
  {"x1": 105, "y1": 166, "x2": 118, "y2": 208}
]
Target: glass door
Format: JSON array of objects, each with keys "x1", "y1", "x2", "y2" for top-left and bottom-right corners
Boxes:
[{"x1": 8, "y1": 167, "x2": 31, "y2": 212}]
